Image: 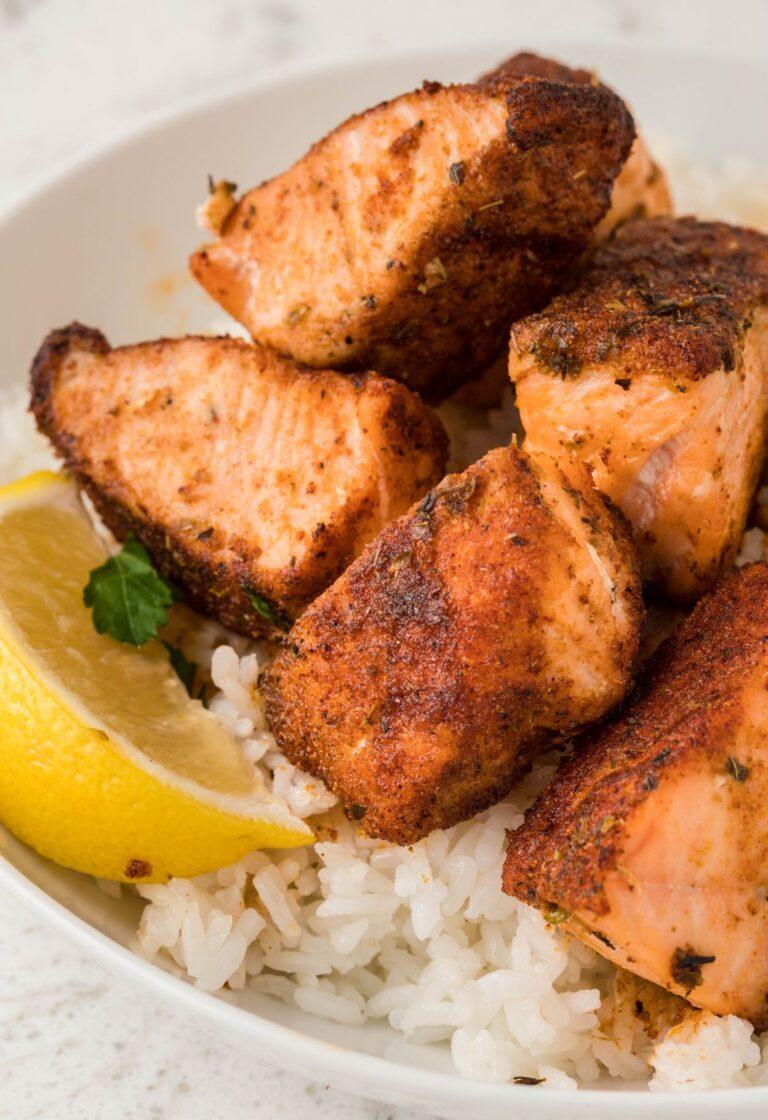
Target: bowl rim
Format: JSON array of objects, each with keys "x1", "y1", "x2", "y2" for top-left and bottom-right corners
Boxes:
[
  {"x1": 2, "y1": 41, "x2": 768, "y2": 1115},
  {"x1": 2, "y1": 34, "x2": 762, "y2": 226},
  {"x1": 2, "y1": 849, "x2": 762, "y2": 1116}
]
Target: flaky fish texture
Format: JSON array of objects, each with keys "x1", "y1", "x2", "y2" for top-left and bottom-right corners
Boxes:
[
  {"x1": 191, "y1": 68, "x2": 635, "y2": 401},
  {"x1": 509, "y1": 217, "x2": 768, "y2": 602},
  {"x1": 30, "y1": 325, "x2": 447, "y2": 639},
  {"x1": 264, "y1": 444, "x2": 643, "y2": 843},
  {"x1": 503, "y1": 563, "x2": 768, "y2": 1029}
]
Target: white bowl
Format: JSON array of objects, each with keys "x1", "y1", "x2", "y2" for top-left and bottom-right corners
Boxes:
[{"x1": 1, "y1": 43, "x2": 767, "y2": 1120}]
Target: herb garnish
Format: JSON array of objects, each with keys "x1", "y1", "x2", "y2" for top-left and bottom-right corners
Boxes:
[
  {"x1": 83, "y1": 539, "x2": 206, "y2": 694},
  {"x1": 83, "y1": 535, "x2": 177, "y2": 647},
  {"x1": 242, "y1": 585, "x2": 291, "y2": 632}
]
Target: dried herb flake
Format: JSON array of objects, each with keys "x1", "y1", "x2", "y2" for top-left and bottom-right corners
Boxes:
[
  {"x1": 286, "y1": 303, "x2": 311, "y2": 326},
  {"x1": 544, "y1": 903, "x2": 570, "y2": 925},
  {"x1": 419, "y1": 490, "x2": 437, "y2": 516},
  {"x1": 242, "y1": 586, "x2": 291, "y2": 631},
  {"x1": 726, "y1": 755, "x2": 749, "y2": 782},
  {"x1": 671, "y1": 947, "x2": 716, "y2": 992}
]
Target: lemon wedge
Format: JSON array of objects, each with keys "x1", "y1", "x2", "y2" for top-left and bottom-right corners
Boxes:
[{"x1": 0, "y1": 471, "x2": 312, "y2": 883}]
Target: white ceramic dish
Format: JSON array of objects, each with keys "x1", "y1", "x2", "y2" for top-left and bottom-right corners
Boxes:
[{"x1": 1, "y1": 42, "x2": 768, "y2": 1120}]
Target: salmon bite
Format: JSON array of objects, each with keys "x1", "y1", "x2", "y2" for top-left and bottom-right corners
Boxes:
[
  {"x1": 29, "y1": 326, "x2": 448, "y2": 638},
  {"x1": 503, "y1": 563, "x2": 768, "y2": 1027},
  {"x1": 263, "y1": 444, "x2": 643, "y2": 843},
  {"x1": 191, "y1": 64, "x2": 635, "y2": 401},
  {"x1": 510, "y1": 217, "x2": 768, "y2": 602}
]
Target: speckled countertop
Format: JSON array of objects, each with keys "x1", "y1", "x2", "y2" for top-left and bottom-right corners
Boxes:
[{"x1": 2, "y1": 2, "x2": 767, "y2": 1117}]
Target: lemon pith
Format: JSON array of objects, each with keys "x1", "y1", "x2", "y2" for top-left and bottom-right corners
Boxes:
[{"x1": 0, "y1": 472, "x2": 311, "y2": 882}]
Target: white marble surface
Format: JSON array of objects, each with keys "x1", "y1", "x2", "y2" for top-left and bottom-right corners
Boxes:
[
  {"x1": 2, "y1": 1, "x2": 768, "y2": 1117},
  {"x1": 0, "y1": 901, "x2": 399, "y2": 1120}
]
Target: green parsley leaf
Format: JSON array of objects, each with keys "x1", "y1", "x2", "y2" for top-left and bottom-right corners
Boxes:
[
  {"x1": 241, "y1": 585, "x2": 291, "y2": 632},
  {"x1": 83, "y1": 535, "x2": 175, "y2": 646},
  {"x1": 163, "y1": 641, "x2": 197, "y2": 695}
]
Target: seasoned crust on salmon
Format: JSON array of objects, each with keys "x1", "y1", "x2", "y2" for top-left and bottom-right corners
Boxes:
[
  {"x1": 30, "y1": 324, "x2": 448, "y2": 639},
  {"x1": 511, "y1": 218, "x2": 768, "y2": 379},
  {"x1": 263, "y1": 445, "x2": 643, "y2": 844},
  {"x1": 450, "y1": 50, "x2": 670, "y2": 412},
  {"x1": 479, "y1": 50, "x2": 597, "y2": 86},
  {"x1": 503, "y1": 563, "x2": 768, "y2": 1028},
  {"x1": 480, "y1": 50, "x2": 671, "y2": 242},
  {"x1": 509, "y1": 217, "x2": 768, "y2": 601},
  {"x1": 190, "y1": 71, "x2": 635, "y2": 401}
]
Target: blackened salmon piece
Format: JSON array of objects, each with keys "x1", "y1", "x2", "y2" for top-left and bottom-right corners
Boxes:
[
  {"x1": 30, "y1": 325, "x2": 447, "y2": 638},
  {"x1": 510, "y1": 217, "x2": 768, "y2": 602},
  {"x1": 191, "y1": 69, "x2": 634, "y2": 401},
  {"x1": 503, "y1": 562, "x2": 768, "y2": 1028},
  {"x1": 264, "y1": 444, "x2": 642, "y2": 842}
]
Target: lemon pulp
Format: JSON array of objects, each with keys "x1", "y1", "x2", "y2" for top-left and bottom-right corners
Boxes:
[{"x1": 0, "y1": 472, "x2": 311, "y2": 882}]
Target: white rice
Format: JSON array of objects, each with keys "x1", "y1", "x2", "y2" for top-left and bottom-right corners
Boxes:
[
  {"x1": 3, "y1": 146, "x2": 768, "y2": 1093},
  {"x1": 651, "y1": 135, "x2": 768, "y2": 233},
  {"x1": 650, "y1": 1014, "x2": 762, "y2": 1092},
  {"x1": 0, "y1": 383, "x2": 57, "y2": 478},
  {"x1": 132, "y1": 609, "x2": 768, "y2": 1093}
]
